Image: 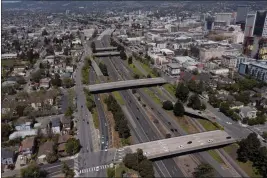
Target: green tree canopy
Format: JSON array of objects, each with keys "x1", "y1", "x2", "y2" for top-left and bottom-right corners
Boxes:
[
  {"x1": 65, "y1": 138, "x2": 80, "y2": 156},
  {"x1": 193, "y1": 163, "x2": 214, "y2": 178},
  {"x1": 2, "y1": 123, "x2": 13, "y2": 141},
  {"x1": 173, "y1": 100, "x2": 185, "y2": 117},
  {"x1": 46, "y1": 152, "x2": 58, "y2": 164},
  {"x1": 175, "y1": 83, "x2": 189, "y2": 103},
  {"x1": 21, "y1": 163, "x2": 47, "y2": 178},
  {"x1": 162, "y1": 100, "x2": 173, "y2": 110}
]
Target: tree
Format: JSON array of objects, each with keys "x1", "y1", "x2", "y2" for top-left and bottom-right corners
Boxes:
[
  {"x1": 62, "y1": 78, "x2": 74, "y2": 88},
  {"x1": 120, "y1": 50, "x2": 127, "y2": 60},
  {"x1": 107, "y1": 168, "x2": 115, "y2": 178},
  {"x1": 15, "y1": 105, "x2": 27, "y2": 117},
  {"x1": 162, "y1": 100, "x2": 173, "y2": 110},
  {"x1": 139, "y1": 159, "x2": 154, "y2": 178},
  {"x1": 65, "y1": 138, "x2": 80, "y2": 155},
  {"x1": 62, "y1": 162, "x2": 74, "y2": 178},
  {"x1": 147, "y1": 74, "x2": 151, "y2": 78},
  {"x1": 175, "y1": 83, "x2": 189, "y2": 103},
  {"x1": 21, "y1": 163, "x2": 47, "y2": 178},
  {"x1": 23, "y1": 106, "x2": 35, "y2": 117},
  {"x1": 51, "y1": 74, "x2": 62, "y2": 87},
  {"x1": 128, "y1": 56, "x2": 133, "y2": 65},
  {"x1": 65, "y1": 107, "x2": 73, "y2": 117},
  {"x1": 262, "y1": 132, "x2": 267, "y2": 140},
  {"x1": 91, "y1": 42, "x2": 96, "y2": 53},
  {"x1": 237, "y1": 133, "x2": 261, "y2": 162},
  {"x1": 2, "y1": 124, "x2": 13, "y2": 141},
  {"x1": 187, "y1": 94, "x2": 203, "y2": 110},
  {"x1": 193, "y1": 163, "x2": 214, "y2": 178},
  {"x1": 134, "y1": 74, "x2": 140, "y2": 79},
  {"x1": 99, "y1": 63, "x2": 109, "y2": 76},
  {"x1": 42, "y1": 29, "x2": 48, "y2": 36},
  {"x1": 46, "y1": 152, "x2": 58, "y2": 164},
  {"x1": 173, "y1": 100, "x2": 185, "y2": 117},
  {"x1": 31, "y1": 70, "x2": 43, "y2": 83}
]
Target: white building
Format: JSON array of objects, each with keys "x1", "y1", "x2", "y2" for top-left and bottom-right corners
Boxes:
[
  {"x1": 215, "y1": 13, "x2": 232, "y2": 26},
  {"x1": 211, "y1": 68, "x2": 229, "y2": 75},
  {"x1": 1, "y1": 53, "x2": 17, "y2": 60}
]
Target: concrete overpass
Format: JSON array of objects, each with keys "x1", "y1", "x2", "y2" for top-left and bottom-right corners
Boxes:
[
  {"x1": 85, "y1": 78, "x2": 167, "y2": 93},
  {"x1": 113, "y1": 130, "x2": 235, "y2": 162},
  {"x1": 95, "y1": 47, "x2": 117, "y2": 52},
  {"x1": 93, "y1": 51, "x2": 120, "y2": 57}
]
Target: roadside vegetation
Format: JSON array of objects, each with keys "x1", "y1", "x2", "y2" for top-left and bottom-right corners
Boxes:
[
  {"x1": 81, "y1": 56, "x2": 92, "y2": 84},
  {"x1": 105, "y1": 95, "x2": 131, "y2": 139}
]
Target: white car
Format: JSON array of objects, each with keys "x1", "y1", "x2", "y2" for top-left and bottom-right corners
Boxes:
[
  {"x1": 95, "y1": 166, "x2": 99, "y2": 172},
  {"x1": 226, "y1": 122, "x2": 232, "y2": 125},
  {"x1": 178, "y1": 145, "x2": 183, "y2": 148},
  {"x1": 98, "y1": 98, "x2": 100, "y2": 101}
]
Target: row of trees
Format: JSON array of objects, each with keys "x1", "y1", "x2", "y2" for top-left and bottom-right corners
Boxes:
[
  {"x1": 84, "y1": 88, "x2": 96, "y2": 112},
  {"x1": 237, "y1": 133, "x2": 267, "y2": 176},
  {"x1": 81, "y1": 57, "x2": 91, "y2": 84},
  {"x1": 123, "y1": 149, "x2": 154, "y2": 178},
  {"x1": 20, "y1": 161, "x2": 75, "y2": 178},
  {"x1": 105, "y1": 95, "x2": 131, "y2": 139},
  {"x1": 99, "y1": 62, "x2": 109, "y2": 76},
  {"x1": 162, "y1": 100, "x2": 185, "y2": 117}
]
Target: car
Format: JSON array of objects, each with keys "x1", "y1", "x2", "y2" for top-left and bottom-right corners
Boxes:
[
  {"x1": 83, "y1": 119, "x2": 85, "y2": 121},
  {"x1": 178, "y1": 145, "x2": 183, "y2": 148},
  {"x1": 86, "y1": 114, "x2": 88, "y2": 116},
  {"x1": 226, "y1": 136, "x2": 232, "y2": 139},
  {"x1": 98, "y1": 98, "x2": 100, "y2": 101},
  {"x1": 87, "y1": 121, "x2": 89, "y2": 124},
  {"x1": 170, "y1": 129, "x2": 174, "y2": 132},
  {"x1": 81, "y1": 105, "x2": 83, "y2": 108},
  {"x1": 226, "y1": 122, "x2": 232, "y2": 125},
  {"x1": 208, "y1": 139, "x2": 213, "y2": 143},
  {"x1": 187, "y1": 141, "x2": 192, "y2": 144},
  {"x1": 198, "y1": 111, "x2": 202, "y2": 114}
]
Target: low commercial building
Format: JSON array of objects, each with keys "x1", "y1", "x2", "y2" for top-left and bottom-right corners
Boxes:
[
  {"x1": 239, "y1": 106, "x2": 257, "y2": 119},
  {"x1": 1, "y1": 53, "x2": 17, "y2": 60},
  {"x1": 166, "y1": 63, "x2": 181, "y2": 76}
]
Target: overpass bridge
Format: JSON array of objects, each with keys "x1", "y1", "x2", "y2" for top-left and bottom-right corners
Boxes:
[
  {"x1": 113, "y1": 130, "x2": 235, "y2": 162},
  {"x1": 85, "y1": 78, "x2": 167, "y2": 93},
  {"x1": 95, "y1": 47, "x2": 117, "y2": 52},
  {"x1": 93, "y1": 51, "x2": 120, "y2": 57}
]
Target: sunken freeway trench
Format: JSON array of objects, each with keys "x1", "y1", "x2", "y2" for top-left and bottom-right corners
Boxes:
[
  {"x1": 96, "y1": 56, "x2": 184, "y2": 177},
  {"x1": 107, "y1": 56, "x2": 233, "y2": 177}
]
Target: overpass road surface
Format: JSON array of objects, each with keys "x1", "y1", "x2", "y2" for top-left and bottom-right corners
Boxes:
[
  {"x1": 123, "y1": 130, "x2": 235, "y2": 160},
  {"x1": 86, "y1": 77, "x2": 167, "y2": 93}
]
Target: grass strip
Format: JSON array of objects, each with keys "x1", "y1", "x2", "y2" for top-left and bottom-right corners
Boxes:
[
  {"x1": 92, "y1": 108, "x2": 99, "y2": 129},
  {"x1": 112, "y1": 91, "x2": 125, "y2": 105},
  {"x1": 198, "y1": 119, "x2": 218, "y2": 131},
  {"x1": 143, "y1": 88, "x2": 162, "y2": 105},
  {"x1": 163, "y1": 84, "x2": 176, "y2": 97}
]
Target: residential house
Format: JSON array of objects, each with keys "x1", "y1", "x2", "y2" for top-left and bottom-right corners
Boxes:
[
  {"x1": 14, "y1": 117, "x2": 32, "y2": 131},
  {"x1": 37, "y1": 141, "x2": 54, "y2": 164},
  {"x1": 58, "y1": 134, "x2": 72, "y2": 157},
  {"x1": 39, "y1": 78, "x2": 51, "y2": 89},
  {"x1": 51, "y1": 117, "x2": 61, "y2": 134},
  {"x1": 19, "y1": 136, "x2": 36, "y2": 156},
  {"x1": 66, "y1": 66, "x2": 74, "y2": 73},
  {"x1": 61, "y1": 116, "x2": 72, "y2": 134},
  {"x1": 253, "y1": 87, "x2": 267, "y2": 99},
  {"x1": 1, "y1": 148, "x2": 15, "y2": 165},
  {"x1": 230, "y1": 101, "x2": 244, "y2": 110},
  {"x1": 239, "y1": 106, "x2": 257, "y2": 119},
  {"x1": 249, "y1": 97, "x2": 262, "y2": 107}
]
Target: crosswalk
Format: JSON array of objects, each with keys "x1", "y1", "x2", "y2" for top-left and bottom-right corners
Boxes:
[{"x1": 79, "y1": 164, "x2": 110, "y2": 174}]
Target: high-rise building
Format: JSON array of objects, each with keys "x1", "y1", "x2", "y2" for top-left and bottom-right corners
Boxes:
[
  {"x1": 215, "y1": 13, "x2": 232, "y2": 26},
  {"x1": 236, "y1": 5, "x2": 249, "y2": 24},
  {"x1": 243, "y1": 10, "x2": 267, "y2": 59}
]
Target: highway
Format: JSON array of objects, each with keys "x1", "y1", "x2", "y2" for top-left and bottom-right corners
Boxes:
[{"x1": 107, "y1": 56, "x2": 234, "y2": 177}]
